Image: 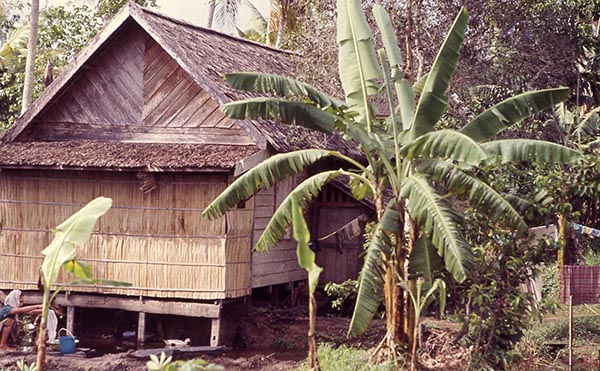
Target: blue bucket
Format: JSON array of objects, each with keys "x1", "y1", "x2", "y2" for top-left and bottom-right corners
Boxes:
[{"x1": 58, "y1": 328, "x2": 76, "y2": 354}]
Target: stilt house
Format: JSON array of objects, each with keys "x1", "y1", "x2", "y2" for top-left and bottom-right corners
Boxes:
[{"x1": 0, "y1": 3, "x2": 372, "y2": 345}]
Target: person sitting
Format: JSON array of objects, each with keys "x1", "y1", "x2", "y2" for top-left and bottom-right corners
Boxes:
[{"x1": 0, "y1": 290, "x2": 44, "y2": 350}]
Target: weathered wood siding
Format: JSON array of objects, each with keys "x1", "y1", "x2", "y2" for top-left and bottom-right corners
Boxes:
[
  {"x1": 35, "y1": 24, "x2": 253, "y2": 146},
  {"x1": 0, "y1": 170, "x2": 252, "y2": 300},
  {"x1": 312, "y1": 184, "x2": 365, "y2": 284},
  {"x1": 251, "y1": 175, "x2": 306, "y2": 288}
]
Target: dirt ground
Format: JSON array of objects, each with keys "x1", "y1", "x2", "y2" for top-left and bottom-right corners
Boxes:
[
  {"x1": 0, "y1": 310, "x2": 386, "y2": 371},
  {"x1": 0, "y1": 309, "x2": 597, "y2": 371}
]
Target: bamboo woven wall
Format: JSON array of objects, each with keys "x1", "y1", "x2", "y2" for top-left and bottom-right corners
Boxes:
[{"x1": 0, "y1": 170, "x2": 252, "y2": 300}]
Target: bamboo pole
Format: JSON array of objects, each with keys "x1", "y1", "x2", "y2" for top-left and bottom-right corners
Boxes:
[{"x1": 569, "y1": 295, "x2": 573, "y2": 371}]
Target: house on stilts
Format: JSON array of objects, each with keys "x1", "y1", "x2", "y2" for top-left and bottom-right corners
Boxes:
[{"x1": 0, "y1": 3, "x2": 373, "y2": 345}]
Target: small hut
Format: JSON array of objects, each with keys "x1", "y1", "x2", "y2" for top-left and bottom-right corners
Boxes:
[{"x1": 0, "y1": 3, "x2": 372, "y2": 345}]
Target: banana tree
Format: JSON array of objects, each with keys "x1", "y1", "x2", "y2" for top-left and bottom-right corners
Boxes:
[
  {"x1": 36, "y1": 197, "x2": 131, "y2": 370},
  {"x1": 203, "y1": 0, "x2": 581, "y2": 359}
]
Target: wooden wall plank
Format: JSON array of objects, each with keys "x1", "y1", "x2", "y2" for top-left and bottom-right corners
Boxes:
[{"x1": 38, "y1": 27, "x2": 145, "y2": 126}]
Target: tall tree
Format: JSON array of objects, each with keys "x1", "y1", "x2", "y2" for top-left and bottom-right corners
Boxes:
[
  {"x1": 206, "y1": 0, "x2": 240, "y2": 30},
  {"x1": 203, "y1": 1, "x2": 581, "y2": 361},
  {"x1": 21, "y1": 0, "x2": 38, "y2": 113}
]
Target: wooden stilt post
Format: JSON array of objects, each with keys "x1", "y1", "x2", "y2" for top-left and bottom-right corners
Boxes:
[
  {"x1": 210, "y1": 317, "x2": 221, "y2": 347},
  {"x1": 137, "y1": 312, "x2": 146, "y2": 344},
  {"x1": 66, "y1": 306, "x2": 75, "y2": 334}
]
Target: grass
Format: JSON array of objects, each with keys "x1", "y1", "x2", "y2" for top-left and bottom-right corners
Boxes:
[{"x1": 297, "y1": 343, "x2": 397, "y2": 371}]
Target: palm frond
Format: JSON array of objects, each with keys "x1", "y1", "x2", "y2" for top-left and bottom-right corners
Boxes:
[
  {"x1": 255, "y1": 170, "x2": 345, "y2": 251},
  {"x1": 349, "y1": 200, "x2": 400, "y2": 337},
  {"x1": 482, "y1": 140, "x2": 582, "y2": 164},
  {"x1": 401, "y1": 174, "x2": 472, "y2": 282},
  {"x1": 221, "y1": 97, "x2": 337, "y2": 133},
  {"x1": 337, "y1": 0, "x2": 382, "y2": 123},
  {"x1": 460, "y1": 88, "x2": 570, "y2": 142},
  {"x1": 224, "y1": 72, "x2": 344, "y2": 109},
  {"x1": 574, "y1": 106, "x2": 600, "y2": 140},
  {"x1": 202, "y1": 149, "x2": 338, "y2": 220},
  {"x1": 408, "y1": 237, "x2": 443, "y2": 282},
  {"x1": 410, "y1": 8, "x2": 467, "y2": 138},
  {"x1": 401, "y1": 129, "x2": 487, "y2": 166},
  {"x1": 418, "y1": 160, "x2": 528, "y2": 235},
  {"x1": 215, "y1": 0, "x2": 241, "y2": 29}
]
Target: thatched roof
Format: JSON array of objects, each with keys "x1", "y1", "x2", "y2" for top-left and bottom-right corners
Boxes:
[
  {"x1": 0, "y1": 141, "x2": 258, "y2": 171},
  {"x1": 0, "y1": 2, "x2": 362, "y2": 171}
]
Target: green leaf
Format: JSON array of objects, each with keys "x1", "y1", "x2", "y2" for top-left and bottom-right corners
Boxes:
[
  {"x1": 574, "y1": 106, "x2": 600, "y2": 141},
  {"x1": 401, "y1": 174, "x2": 472, "y2": 282},
  {"x1": 224, "y1": 72, "x2": 344, "y2": 109},
  {"x1": 41, "y1": 197, "x2": 112, "y2": 284},
  {"x1": 481, "y1": 140, "x2": 582, "y2": 164},
  {"x1": 202, "y1": 149, "x2": 339, "y2": 220},
  {"x1": 401, "y1": 129, "x2": 487, "y2": 166},
  {"x1": 255, "y1": 170, "x2": 345, "y2": 251},
  {"x1": 460, "y1": 88, "x2": 570, "y2": 142},
  {"x1": 349, "y1": 200, "x2": 400, "y2": 337},
  {"x1": 291, "y1": 196, "x2": 322, "y2": 294},
  {"x1": 410, "y1": 7, "x2": 467, "y2": 138},
  {"x1": 408, "y1": 237, "x2": 443, "y2": 282},
  {"x1": 418, "y1": 160, "x2": 528, "y2": 235},
  {"x1": 221, "y1": 97, "x2": 337, "y2": 134},
  {"x1": 337, "y1": 0, "x2": 382, "y2": 123},
  {"x1": 372, "y1": 5, "x2": 402, "y2": 68},
  {"x1": 62, "y1": 259, "x2": 93, "y2": 280}
]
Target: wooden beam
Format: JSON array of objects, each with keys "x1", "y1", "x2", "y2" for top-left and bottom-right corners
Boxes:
[
  {"x1": 21, "y1": 292, "x2": 221, "y2": 318},
  {"x1": 33, "y1": 122, "x2": 255, "y2": 145},
  {"x1": 233, "y1": 149, "x2": 270, "y2": 177}
]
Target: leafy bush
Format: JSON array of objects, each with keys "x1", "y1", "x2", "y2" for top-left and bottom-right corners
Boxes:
[{"x1": 454, "y1": 209, "x2": 558, "y2": 369}]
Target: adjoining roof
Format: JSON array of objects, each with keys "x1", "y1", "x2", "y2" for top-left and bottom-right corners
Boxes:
[{"x1": 0, "y1": 141, "x2": 259, "y2": 171}]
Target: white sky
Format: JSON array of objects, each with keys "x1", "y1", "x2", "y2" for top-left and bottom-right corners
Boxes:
[{"x1": 41, "y1": 0, "x2": 269, "y2": 34}]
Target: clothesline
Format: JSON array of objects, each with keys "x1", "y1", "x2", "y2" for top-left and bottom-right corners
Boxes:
[{"x1": 572, "y1": 222, "x2": 600, "y2": 238}]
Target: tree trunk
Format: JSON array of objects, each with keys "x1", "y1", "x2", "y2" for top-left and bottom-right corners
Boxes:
[
  {"x1": 274, "y1": 0, "x2": 289, "y2": 48},
  {"x1": 206, "y1": 0, "x2": 216, "y2": 29},
  {"x1": 21, "y1": 0, "x2": 39, "y2": 113},
  {"x1": 307, "y1": 294, "x2": 320, "y2": 370}
]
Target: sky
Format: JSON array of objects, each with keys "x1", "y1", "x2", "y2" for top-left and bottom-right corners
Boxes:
[{"x1": 41, "y1": 0, "x2": 269, "y2": 34}]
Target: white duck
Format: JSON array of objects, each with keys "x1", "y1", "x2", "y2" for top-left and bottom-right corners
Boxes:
[{"x1": 164, "y1": 338, "x2": 191, "y2": 347}]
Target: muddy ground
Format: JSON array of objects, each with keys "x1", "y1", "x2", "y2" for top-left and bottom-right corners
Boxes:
[
  {"x1": 0, "y1": 308, "x2": 598, "y2": 370},
  {"x1": 0, "y1": 310, "x2": 386, "y2": 371}
]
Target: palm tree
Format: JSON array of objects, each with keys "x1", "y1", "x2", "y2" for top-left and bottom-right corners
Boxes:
[
  {"x1": 21, "y1": 0, "x2": 39, "y2": 113},
  {"x1": 203, "y1": 0, "x2": 581, "y2": 361},
  {"x1": 206, "y1": 0, "x2": 240, "y2": 30},
  {"x1": 0, "y1": 24, "x2": 28, "y2": 70}
]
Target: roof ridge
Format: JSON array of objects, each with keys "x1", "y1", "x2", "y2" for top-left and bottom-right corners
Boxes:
[{"x1": 134, "y1": 4, "x2": 293, "y2": 56}]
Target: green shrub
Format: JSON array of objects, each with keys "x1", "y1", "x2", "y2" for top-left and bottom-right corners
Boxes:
[{"x1": 297, "y1": 343, "x2": 396, "y2": 371}]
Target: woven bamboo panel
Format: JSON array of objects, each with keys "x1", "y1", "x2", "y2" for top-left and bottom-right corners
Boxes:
[{"x1": 0, "y1": 170, "x2": 250, "y2": 300}]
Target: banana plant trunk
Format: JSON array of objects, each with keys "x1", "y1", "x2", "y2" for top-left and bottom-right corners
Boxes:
[
  {"x1": 35, "y1": 290, "x2": 50, "y2": 371},
  {"x1": 308, "y1": 294, "x2": 321, "y2": 371},
  {"x1": 557, "y1": 213, "x2": 573, "y2": 279}
]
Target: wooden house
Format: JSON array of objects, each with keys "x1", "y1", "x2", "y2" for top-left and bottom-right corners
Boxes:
[{"x1": 0, "y1": 3, "x2": 372, "y2": 345}]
